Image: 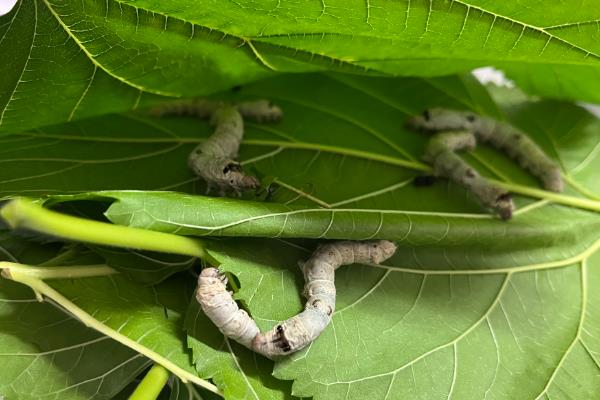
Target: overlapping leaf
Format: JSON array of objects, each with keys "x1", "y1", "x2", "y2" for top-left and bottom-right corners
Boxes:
[{"x1": 2, "y1": 0, "x2": 600, "y2": 134}]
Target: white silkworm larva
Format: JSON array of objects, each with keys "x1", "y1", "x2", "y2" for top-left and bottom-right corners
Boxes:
[
  {"x1": 148, "y1": 99, "x2": 282, "y2": 194},
  {"x1": 196, "y1": 240, "x2": 397, "y2": 359},
  {"x1": 425, "y1": 131, "x2": 515, "y2": 220},
  {"x1": 406, "y1": 108, "x2": 563, "y2": 192}
]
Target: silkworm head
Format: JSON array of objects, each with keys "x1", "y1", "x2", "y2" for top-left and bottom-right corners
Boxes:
[
  {"x1": 215, "y1": 160, "x2": 261, "y2": 192},
  {"x1": 370, "y1": 240, "x2": 397, "y2": 263},
  {"x1": 199, "y1": 267, "x2": 222, "y2": 279},
  {"x1": 258, "y1": 101, "x2": 283, "y2": 122},
  {"x1": 240, "y1": 175, "x2": 261, "y2": 190}
]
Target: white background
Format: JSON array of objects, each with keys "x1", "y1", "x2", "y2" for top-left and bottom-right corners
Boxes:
[{"x1": 0, "y1": 0, "x2": 18, "y2": 16}]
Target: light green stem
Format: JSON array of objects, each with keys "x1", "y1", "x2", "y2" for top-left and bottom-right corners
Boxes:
[
  {"x1": 493, "y1": 180, "x2": 600, "y2": 213},
  {"x1": 128, "y1": 364, "x2": 171, "y2": 400},
  {"x1": 1, "y1": 264, "x2": 222, "y2": 396},
  {"x1": 0, "y1": 262, "x2": 117, "y2": 281},
  {"x1": 0, "y1": 198, "x2": 210, "y2": 259}
]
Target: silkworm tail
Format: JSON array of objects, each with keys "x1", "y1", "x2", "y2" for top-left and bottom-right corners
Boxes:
[
  {"x1": 147, "y1": 99, "x2": 218, "y2": 118},
  {"x1": 236, "y1": 100, "x2": 283, "y2": 122},
  {"x1": 476, "y1": 122, "x2": 564, "y2": 193}
]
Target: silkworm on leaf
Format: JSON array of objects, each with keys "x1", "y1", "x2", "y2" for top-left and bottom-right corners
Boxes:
[
  {"x1": 406, "y1": 108, "x2": 563, "y2": 192},
  {"x1": 149, "y1": 99, "x2": 282, "y2": 195},
  {"x1": 425, "y1": 132, "x2": 514, "y2": 220},
  {"x1": 196, "y1": 240, "x2": 397, "y2": 359}
]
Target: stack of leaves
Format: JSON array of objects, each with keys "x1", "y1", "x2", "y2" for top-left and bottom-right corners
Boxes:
[{"x1": 1, "y1": 1, "x2": 600, "y2": 399}]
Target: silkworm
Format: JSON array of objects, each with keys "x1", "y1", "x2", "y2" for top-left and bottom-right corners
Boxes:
[
  {"x1": 149, "y1": 99, "x2": 282, "y2": 195},
  {"x1": 407, "y1": 108, "x2": 563, "y2": 192},
  {"x1": 424, "y1": 131, "x2": 514, "y2": 219},
  {"x1": 196, "y1": 240, "x2": 397, "y2": 359}
]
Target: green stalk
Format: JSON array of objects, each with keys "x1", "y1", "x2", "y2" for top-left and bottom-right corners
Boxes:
[
  {"x1": 0, "y1": 262, "x2": 117, "y2": 280},
  {"x1": 0, "y1": 198, "x2": 211, "y2": 259},
  {"x1": 128, "y1": 364, "x2": 171, "y2": 400},
  {"x1": 1, "y1": 264, "x2": 222, "y2": 396},
  {"x1": 493, "y1": 180, "x2": 600, "y2": 213}
]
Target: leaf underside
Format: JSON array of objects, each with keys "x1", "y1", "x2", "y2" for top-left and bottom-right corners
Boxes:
[{"x1": 1, "y1": 0, "x2": 600, "y2": 133}]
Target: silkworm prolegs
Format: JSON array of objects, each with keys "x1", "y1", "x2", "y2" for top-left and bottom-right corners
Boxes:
[{"x1": 196, "y1": 240, "x2": 397, "y2": 359}]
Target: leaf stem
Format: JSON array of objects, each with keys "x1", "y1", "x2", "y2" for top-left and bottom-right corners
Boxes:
[
  {"x1": 0, "y1": 198, "x2": 209, "y2": 258},
  {"x1": 0, "y1": 262, "x2": 117, "y2": 281},
  {"x1": 493, "y1": 180, "x2": 600, "y2": 213},
  {"x1": 128, "y1": 364, "x2": 171, "y2": 400},
  {"x1": 1, "y1": 264, "x2": 222, "y2": 397}
]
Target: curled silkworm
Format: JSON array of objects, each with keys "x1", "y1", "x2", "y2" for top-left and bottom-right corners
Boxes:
[
  {"x1": 196, "y1": 240, "x2": 397, "y2": 359},
  {"x1": 149, "y1": 99, "x2": 282, "y2": 195},
  {"x1": 407, "y1": 108, "x2": 563, "y2": 192}
]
